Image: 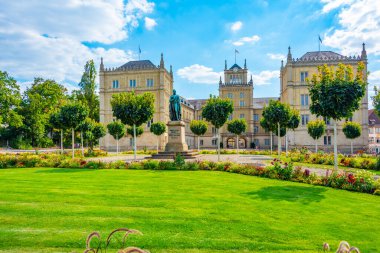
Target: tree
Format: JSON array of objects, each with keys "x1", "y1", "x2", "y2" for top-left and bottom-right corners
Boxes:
[
  {"x1": 262, "y1": 100, "x2": 292, "y2": 158},
  {"x1": 307, "y1": 119, "x2": 326, "y2": 153},
  {"x1": 201, "y1": 96, "x2": 233, "y2": 161},
  {"x1": 127, "y1": 126, "x2": 144, "y2": 150},
  {"x1": 82, "y1": 118, "x2": 106, "y2": 153},
  {"x1": 285, "y1": 109, "x2": 300, "y2": 155},
  {"x1": 49, "y1": 111, "x2": 65, "y2": 154},
  {"x1": 78, "y1": 60, "x2": 99, "y2": 121},
  {"x1": 342, "y1": 121, "x2": 361, "y2": 154},
  {"x1": 111, "y1": 91, "x2": 155, "y2": 160},
  {"x1": 150, "y1": 122, "x2": 166, "y2": 152},
  {"x1": 0, "y1": 71, "x2": 22, "y2": 128},
  {"x1": 190, "y1": 120, "x2": 208, "y2": 152},
  {"x1": 227, "y1": 119, "x2": 247, "y2": 154},
  {"x1": 309, "y1": 62, "x2": 366, "y2": 169},
  {"x1": 59, "y1": 103, "x2": 88, "y2": 158},
  {"x1": 260, "y1": 117, "x2": 275, "y2": 154},
  {"x1": 107, "y1": 120, "x2": 126, "y2": 155}
]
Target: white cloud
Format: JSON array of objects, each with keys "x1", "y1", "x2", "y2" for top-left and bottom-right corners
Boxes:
[
  {"x1": 267, "y1": 53, "x2": 286, "y2": 61},
  {"x1": 230, "y1": 21, "x2": 243, "y2": 32},
  {"x1": 250, "y1": 70, "x2": 280, "y2": 85},
  {"x1": 145, "y1": 17, "x2": 157, "y2": 30},
  {"x1": 0, "y1": 0, "x2": 152, "y2": 86},
  {"x1": 177, "y1": 64, "x2": 222, "y2": 84},
  {"x1": 231, "y1": 35, "x2": 260, "y2": 46},
  {"x1": 321, "y1": 0, "x2": 380, "y2": 55},
  {"x1": 369, "y1": 70, "x2": 380, "y2": 81},
  {"x1": 320, "y1": 0, "x2": 354, "y2": 13}
]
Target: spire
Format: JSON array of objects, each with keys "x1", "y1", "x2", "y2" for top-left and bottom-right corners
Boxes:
[
  {"x1": 361, "y1": 43, "x2": 367, "y2": 60},
  {"x1": 225, "y1": 60, "x2": 227, "y2": 70},
  {"x1": 287, "y1": 46, "x2": 292, "y2": 63},
  {"x1": 160, "y1": 53, "x2": 164, "y2": 68},
  {"x1": 281, "y1": 60, "x2": 284, "y2": 69},
  {"x1": 244, "y1": 59, "x2": 247, "y2": 69},
  {"x1": 170, "y1": 65, "x2": 173, "y2": 77},
  {"x1": 219, "y1": 76, "x2": 222, "y2": 85},
  {"x1": 250, "y1": 74, "x2": 253, "y2": 84},
  {"x1": 100, "y1": 57, "x2": 104, "y2": 71}
]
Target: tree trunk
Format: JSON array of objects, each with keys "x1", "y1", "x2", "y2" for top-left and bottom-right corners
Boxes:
[
  {"x1": 116, "y1": 134, "x2": 119, "y2": 156},
  {"x1": 71, "y1": 128, "x2": 74, "y2": 159},
  {"x1": 277, "y1": 123, "x2": 281, "y2": 159},
  {"x1": 60, "y1": 129, "x2": 63, "y2": 155},
  {"x1": 81, "y1": 131, "x2": 84, "y2": 156},
  {"x1": 157, "y1": 135, "x2": 159, "y2": 153},
  {"x1": 351, "y1": 141, "x2": 353, "y2": 155},
  {"x1": 333, "y1": 120, "x2": 338, "y2": 171},
  {"x1": 133, "y1": 124, "x2": 137, "y2": 160},
  {"x1": 197, "y1": 136, "x2": 200, "y2": 153},
  {"x1": 270, "y1": 131, "x2": 272, "y2": 155},
  {"x1": 236, "y1": 135, "x2": 239, "y2": 154},
  {"x1": 285, "y1": 130, "x2": 288, "y2": 157},
  {"x1": 217, "y1": 128, "x2": 220, "y2": 162},
  {"x1": 315, "y1": 140, "x2": 318, "y2": 153}
]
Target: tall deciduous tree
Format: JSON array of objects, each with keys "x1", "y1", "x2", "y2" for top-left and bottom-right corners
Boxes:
[
  {"x1": 342, "y1": 121, "x2": 361, "y2": 154},
  {"x1": 202, "y1": 96, "x2": 233, "y2": 161},
  {"x1": 309, "y1": 62, "x2": 366, "y2": 169},
  {"x1": 150, "y1": 122, "x2": 166, "y2": 152},
  {"x1": 190, "y1": 120, "x2": 208, "y2": 152},
  {"x1": 111, "y1": 91, "x2": 154, "y2": 160},
  {"x1": 285, "y1": 109, "x2": 300, "y2": 155},
  {"x1": 49, "y1": 111, "x2": 65, "y2": 154},
  {"x1": 262, "y1": 100, "x2": 291, "y2": 158},
  {"x1": 0, "y1": 71, "x2": 22, "y2": 128},
  {"x1": 82, "y1": 118, "x2": 106, "y2": 153},
  {"x1": 78, "y1": 60, "x2": 99, "y2": 121},
  {"x1": 107, "y1": 120, "x2": 126, "y2": 155},
  {"x1": 227, "y1": 119, "x2": 247, "y2": 154},
  {"x1": 59, "y1": 103, "x2": 88, "y2": 158},
  {"x1": 307, "y1": 119, "x2": 326, "y2": 153}
]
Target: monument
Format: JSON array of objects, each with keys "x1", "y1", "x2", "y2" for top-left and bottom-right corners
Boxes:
[{"x1": 152, "y1": 90, "x2": 197, "y2": 159}]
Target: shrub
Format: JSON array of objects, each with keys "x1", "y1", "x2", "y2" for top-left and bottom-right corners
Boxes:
[
  {"x1": 182, "y1": 162, "x2": 199, "y2": 171},
  {"x1": 108, "y1": 160, "x2": 127, "y2": 170},
  {"x1": 127, "y1": 162, "x2": 144, "y2": 170},
  {"x1": 142, "y1": 160, "x2": 159, "y2": 170},
  {"x1": 174, "y1": 154, "x2": 185, "y2": 169},
  {"x1": 158, "y1": 161, "x2": 176, "y2": 170}
]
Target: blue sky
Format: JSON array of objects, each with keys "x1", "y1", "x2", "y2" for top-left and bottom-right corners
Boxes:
[{"x1": 0, "y1": 0, "x2": 379, "y2": 100}]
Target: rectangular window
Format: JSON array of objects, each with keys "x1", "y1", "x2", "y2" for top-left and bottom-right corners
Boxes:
[
  {"x1": 200, "y1": 140, "x2": 204, "y2": 146},
  {"x1": 112, "y1": 80, "x2": 119, "y2": 89},
  {"x1": 227, "y1": 93, "x2": 233, "y2": 99},
  {"x1": 129, "y1": 79, "x2": 136, "y2": 88},
  {"x1": 129, "y1": 138, "x2": 134, "y2": 146},
  {"x1": 240, "y1": 114, "x2": 245, "y2": 119},
  {"x1": 301, "y1": 94, "x2": 309, "y2": 106},
  {"x1": 146, "y1": 78, "x2": 154, "y2": 87},
  {"x1": 240, "y1": 100, "x2": 245, "y2": 107},
  {"x1": 212, "y1": 139, "x2": 217, "y2": 146},
  {"x1": 301, "y1": 114, "x2": 309, "y2": 125},
  {"x1": 254, "y1": 126, "x2": 259, "y2": 134},
  {"x1": 197, "y1": 115, "x2": 202, "y2": 120},
  {"x1": 325, "y1": 117, "x2": 330, "y2": 125},
  {"x1": 240, "y1": 92, "x2": 244, "y2": 98},
  {"x1": 300, "y1": 71, "x2": 308, "y2": 83},
  {"x1": 376, "y1": 128, "x2": 380, "y2": 133},
  {"x1": 147, "y1": 119, "x2": 153, "y2": 128},
  {"x1": 254, "y1": 139, "x2": 259, "y2": 146},
  {"x1": 212, "y1": 127, "x2": 217, "y2": 135},
  {"x1": 264, "y1": 139, "x2": 270, "y2": 146},
  {"x1": 324, "y1": 136, "x2": 332, "y2": 145},
  {"x1": 253, "y1": 114, "x2": 259, "y2": 122}
]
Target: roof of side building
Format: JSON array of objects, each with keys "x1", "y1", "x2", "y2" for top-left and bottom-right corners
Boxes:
[{"x1": 118, "y1": 60, "x2": 157, "y2": 70}]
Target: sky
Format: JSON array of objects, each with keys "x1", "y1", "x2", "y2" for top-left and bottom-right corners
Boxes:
[{"x1": 0, "y1": 0, "x2": 379, "y2": 101}]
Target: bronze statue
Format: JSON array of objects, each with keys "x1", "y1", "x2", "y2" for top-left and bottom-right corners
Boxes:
[{"x1": 169, "y1": 89, "x2": 181, "y2": 121}]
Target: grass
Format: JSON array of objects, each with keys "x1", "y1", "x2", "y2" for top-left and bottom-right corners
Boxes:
[{"x1": 0, "y1": 168, "x2": 379, "y2": 252}]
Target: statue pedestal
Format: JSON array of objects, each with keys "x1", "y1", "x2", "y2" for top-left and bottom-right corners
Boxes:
[{"x1": 165, "y1": 121, "x2": 188, "y2": 152}]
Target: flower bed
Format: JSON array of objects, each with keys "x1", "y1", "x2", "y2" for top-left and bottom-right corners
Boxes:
[{"x1": 1, "y1": 153, "x2": 380, "y2": 195}]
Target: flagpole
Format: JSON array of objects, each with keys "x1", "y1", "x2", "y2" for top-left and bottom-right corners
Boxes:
[{"x1": 235, "y1": 50, "x2": 236, "y2": 64}]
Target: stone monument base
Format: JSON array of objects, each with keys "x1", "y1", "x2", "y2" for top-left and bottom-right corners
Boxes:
[{"x1": 151, "y1": 120, "x2": 199, "y2": 159}]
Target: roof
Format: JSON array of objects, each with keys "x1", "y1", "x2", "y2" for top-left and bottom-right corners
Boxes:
[
  {"x1": 187, "y1": 99, "x2": 208, "y2": 110},
  {"x1": 229, "y1": 63, "x2": 242, "y2": 70},
  {"x1": 118, "y1": 60, "x2": 157, "y2": 70},
  {"x1": 369, "y1": 109, "x2": 380, "y2": 125},
  {"x1": 300, "y1": 51, "x2": 343, "y2": 60},
  {"x1": 253, "y1": 97, "x2": 279, "y2": 109}
]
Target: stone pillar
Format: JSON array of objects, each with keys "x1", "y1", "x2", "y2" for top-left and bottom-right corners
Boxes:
[{"x1": 165, "y1": 121, "x2": 188, "y2": 152}]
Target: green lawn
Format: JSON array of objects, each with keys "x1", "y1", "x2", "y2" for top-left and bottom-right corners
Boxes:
[{"x1": 0, "y1": 168, "x2": 379, "y2": 252}]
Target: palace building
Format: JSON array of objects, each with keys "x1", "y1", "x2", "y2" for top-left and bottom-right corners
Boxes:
[{"x1": 99, "y1": 44, "x2": 369, "y2": 152}]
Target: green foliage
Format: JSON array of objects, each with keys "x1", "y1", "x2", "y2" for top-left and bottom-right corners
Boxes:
[
  {"x1": 0, "y1": 71, "x2": 22, "y2": 127},
  {"x1": 127, "y1": 126, "x2": 144, "y2": 137},
  {"x1": 150, "y1": 122, "x2": 166, "y2": 136},
  {"x1": 262, "y1": 100, "x2": 292, "y2": 128},
  {"x1": 287, "y1": 109, "x2": 300, "y2": 130},
  {"x1": 107, "y1": 120, "x2": 126, "y2": 140},
  {"x1": 227, "y1": 119, "x2": 247, "y2": 135},
  {"x1": 259, "y1": 117, "x2": 275, "y2": 132},
  {"x1": 190, "y1": 120, "x2": 208, "y2": 136},
  {"x1": 307, "y1": 119, "x2": 326, "y2": 140},
  {"x1": 60, "y1": 103, "x2": 88, "y2": 129},
  {"x1": 273, "y1": 125, "x2": 286, "y2": 137},
  {"x1": 309, "y1": 62, "x2": 366, "y2": 120},
  {"x1": 201, "y1": 96, "x2": 233, "y2": 129},
  {"x1": 111, "y1": 91, "x2": 155, "y2": 127},
  {"x1": 81, "y1": 118, "x2": 106, "y2": 151},
  {"x1": 174, "y1": 154, "x2": 185, "y2": 169},
  {"x1": 49, "y1": 111, "x2": 65, "y2": 130},
  {"x1": 342, "y1": 121, "x2": 361, "y2": 140},
  {"x1": 78, "y1": 60, "x2": 99, "y2": 121}
]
